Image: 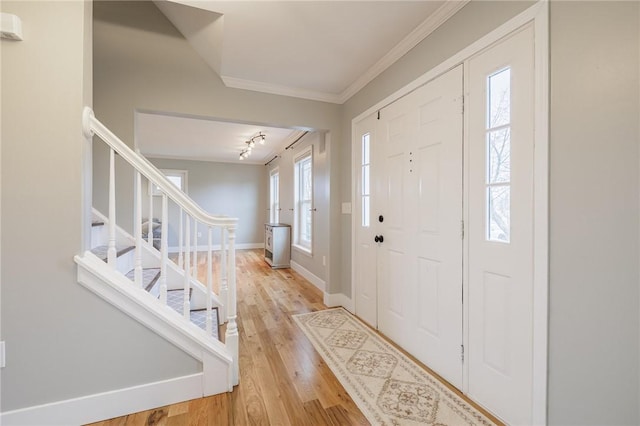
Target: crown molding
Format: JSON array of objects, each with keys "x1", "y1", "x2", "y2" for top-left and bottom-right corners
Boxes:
[
  {"x1": 221, "y1": 75, "x2": 343, "y2": 104},
  {"x1": 220, "y1": 0, "x2": 469, "y2": 105},
  {"x1": 337, "y1": 0, "x2": 470, "y2": 104},
  {"x1": 145, "y1": 153, "x2": 267, "y2": 165}
]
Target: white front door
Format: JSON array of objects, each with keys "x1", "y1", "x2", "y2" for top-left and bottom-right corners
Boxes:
[
  {"x1": 377, "y1": 65, "x2": 464, "y2": 388},
  {"x1": 411, "y1": 66, "x2": 464, "y2": 387},
  {"x1": 376, "y1": 91, "x2": 414, "y2": 351},
  {"x1": 466, "y1": 25, "x2": 535, "y2": 425},
  {"x1": 352, "y1": 21, "x2": 540, "y2": 424}
]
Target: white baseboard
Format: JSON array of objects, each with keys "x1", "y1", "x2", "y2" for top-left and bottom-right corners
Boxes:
[
  {"x1": 290, "y1": 260, "x2": 325, "y2": 292},
  {"x1": 324, "y1": 292, "x2": 354, "y2": 313},
  {"x1": 168, "y1": 243, "x2": 264, "y2": 253},
  {"x1": 1, "y1": 373, "x2": 204, "y2": 426}
]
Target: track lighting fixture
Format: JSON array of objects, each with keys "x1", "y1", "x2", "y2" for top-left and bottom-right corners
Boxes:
[{"x1": 238, "y1": 132, "x2": 266, "y2": 161}]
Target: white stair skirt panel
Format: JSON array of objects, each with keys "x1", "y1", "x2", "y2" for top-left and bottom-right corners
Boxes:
[
  {"x1": 75, "y1": 252, "x2": 233, "y2": 394},
  {"x1": 1, "y1": 373, "x2": 203, "y2": 426}
]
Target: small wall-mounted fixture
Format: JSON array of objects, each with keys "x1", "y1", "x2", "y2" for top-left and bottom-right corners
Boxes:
[
  {"x1": 239, "y1": 132, "x2": 266, "y2": 160},
  {"x1": 1, "y1": 13, "x2": 23, "y2": 41}
]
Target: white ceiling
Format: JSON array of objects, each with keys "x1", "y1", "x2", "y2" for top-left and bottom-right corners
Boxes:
[
  {"x1": 138, "y1": 0, "x2": 468, "y2": 163},
  {"x1": 137, "y1": 112, "x2": 307, "y2": 165},
  {"x1": 155, "y1": 0, "x2": 468, "y2": 103}
]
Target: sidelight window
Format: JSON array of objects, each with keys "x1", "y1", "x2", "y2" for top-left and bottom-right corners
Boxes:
[
  {"x1": 486, "y1": 67, "x2": 511, "y2": 243},
  {"x1": 361, "y1": 133, "x2": 371, "y2": 228}
]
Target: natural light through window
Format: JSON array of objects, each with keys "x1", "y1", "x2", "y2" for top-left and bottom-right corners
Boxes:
[
  {"x1": 152, "y1": 169, "x2": 187, "y2": 195},
  {"x1": 294, "y1": 148, "x2": 313, "y2": 253},
  {"x1": 486, "y1": 67, "x2": 511, "y2": 243},
  {"x1": 270, "y1": 169, "x2": 280, "y2": 223},
  {"x1": 361, "y1": 133, "x2": 371, "y2": 228}
]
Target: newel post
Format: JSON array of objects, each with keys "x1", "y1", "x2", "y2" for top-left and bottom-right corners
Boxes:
[{"x1": 224, "y1": 225, "x2": 239, "y2": 386}]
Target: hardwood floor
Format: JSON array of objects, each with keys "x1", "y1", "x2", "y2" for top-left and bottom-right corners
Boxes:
[
  {"x1": 88, "y1": 249, "x2": 369, "y2": 426},
  {"x1": 89, "y1": 249, "x2": 501, "y2": 426}
]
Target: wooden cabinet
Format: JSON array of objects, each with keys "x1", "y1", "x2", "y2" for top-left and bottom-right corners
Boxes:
[{"x1": 264, "y1": 224, "x2": 290, "y2": 268}]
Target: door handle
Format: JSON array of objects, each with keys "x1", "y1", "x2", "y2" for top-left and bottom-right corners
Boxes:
[{"x1": 374, "y1": 235, "x2": 384, "y2": 243}]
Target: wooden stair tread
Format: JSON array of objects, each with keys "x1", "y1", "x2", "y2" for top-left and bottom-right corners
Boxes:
[
  {"x1": 90, "y1": 245, "x2": 135, "y2": 261},
  {"x1": 125, "y1": 268, "x2": 161, "y2": 291}
]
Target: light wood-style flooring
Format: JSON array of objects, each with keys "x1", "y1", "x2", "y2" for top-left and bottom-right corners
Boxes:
[
  {"x1": 88, "y1": 249, "x2": 368, "y2": 425},
  {"x1": 89, "y1": 249, "x2": 501, "y2": 426}
]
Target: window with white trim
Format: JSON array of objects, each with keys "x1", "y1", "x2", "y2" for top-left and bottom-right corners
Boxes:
[
  {"x1": 361, "y1": 133, "x2": 371, "y2": 228},
  {"x1": 269, "y1": 168, "x2": 280, "y2": 223},
  {"x1": 486, "y1": 67, "x2": 511, "y2": 243},
  {"x1": 151, "y1": 169, "x2": 188, "y2": 195},
  {"x1": 294, "y1": 147, "x2": 313, "y2": 253}
]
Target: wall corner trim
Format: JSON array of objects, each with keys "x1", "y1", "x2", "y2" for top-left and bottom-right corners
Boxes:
[
  {"x1": 323, "y1": 292, "x2": 354, "y2": 313},
  {"x1": 291, "y1": 260, "x2": 325, "y2": 292}
]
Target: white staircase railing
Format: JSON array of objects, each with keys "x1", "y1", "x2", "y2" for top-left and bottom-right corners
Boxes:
[{"x1": 82, "y1": 106, "x2": 239, "y2": 385}]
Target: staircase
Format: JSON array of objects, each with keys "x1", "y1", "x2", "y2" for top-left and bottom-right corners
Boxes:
[
  {"x1": 90, "y1": 210, "x2": 220, "y2": 340},
  {"x1": 75, "y1": 107, "x2": 238, "y2": 397}
]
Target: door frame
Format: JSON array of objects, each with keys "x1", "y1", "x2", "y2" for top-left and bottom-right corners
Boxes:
[{"x1": 350, "y1": 2, "x2": 549, "y2": 424}]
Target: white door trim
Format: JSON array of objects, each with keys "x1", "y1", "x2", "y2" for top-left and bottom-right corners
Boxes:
[
  {"x1": 351, "y1": 2, "x2": 549, "y2": 423},
  {"x1": 532, "y1": 3, "x2": 550, "y2": 425}
]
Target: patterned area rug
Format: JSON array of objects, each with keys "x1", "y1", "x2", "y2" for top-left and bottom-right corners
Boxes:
[{"x1": 293, "y1": 308, "x2": 496, "y2": 426}]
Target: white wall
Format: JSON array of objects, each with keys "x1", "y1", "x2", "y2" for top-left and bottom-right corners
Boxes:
[
  {"x1": 147, "y1": 158, "x2": 268, "y2": 247},
  {"x1": 0, "y1": 0, "x2": 200, "y2": 413}
]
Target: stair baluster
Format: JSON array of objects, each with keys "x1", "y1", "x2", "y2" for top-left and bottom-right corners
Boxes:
[
  {"x1": 220, "y1": 227, "x2": 228, "y2": 323},
  {"x1": 148, "y1": 183, "x2": 154, "y2": 246},
  {"x1": 206, "y1": 226, "x2": 213, "y2": 336},
  {"x1": 134, "y1": 170, "x2": 143, "y2": 287},
  {"x1": 107, "y1": 148, "x2": 117, "y2": 267},
  {"x1": 184, "y1": 215, "x2": 191, "y2": 319},
  {"x1": 193, "y1": 220, "x2": 198, "y2": 283},
  {"x1": 160, "y1": 193, "x2": 169, "y2": 305},
  {"x1": 178, "y1": 208, "x2": 184, "y2": 269}
]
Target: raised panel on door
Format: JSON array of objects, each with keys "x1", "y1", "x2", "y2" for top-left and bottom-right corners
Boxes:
[
  {"x1": 354, "y1": 114, "x2": 378, "y2": 328},
  {"x1": 467, "y1": 25, "x2": 535, "y2": 425},
  {"x1": 411, "y1": 65, "x2": 464, "y2": 388},
  {"x1": 376, "y1": 95, "x2": 414, "y2": 350},
  {"x1": 376, "y1": 66, "x2": 464, "y2": 389}
]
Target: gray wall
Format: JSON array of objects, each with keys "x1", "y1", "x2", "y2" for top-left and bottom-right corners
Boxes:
[
  {"x1": 93, "y1": 1, "x2": 344, "y2": 294},
  {"x1": 268, "y1": 132, "x2": 329, "y2": 282},
  {"x1": 147, "y1": 158, "x2": 268, "y2": 247},
  {"x1": 0, "y1": 1, "x2": 200, "y2": 412},
  {"x1": 340, "y1": 1, "x2": 640, "y2": 424},
  {"x1": 548, "y1": 2, "x2": 639, "y2": 424}
]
